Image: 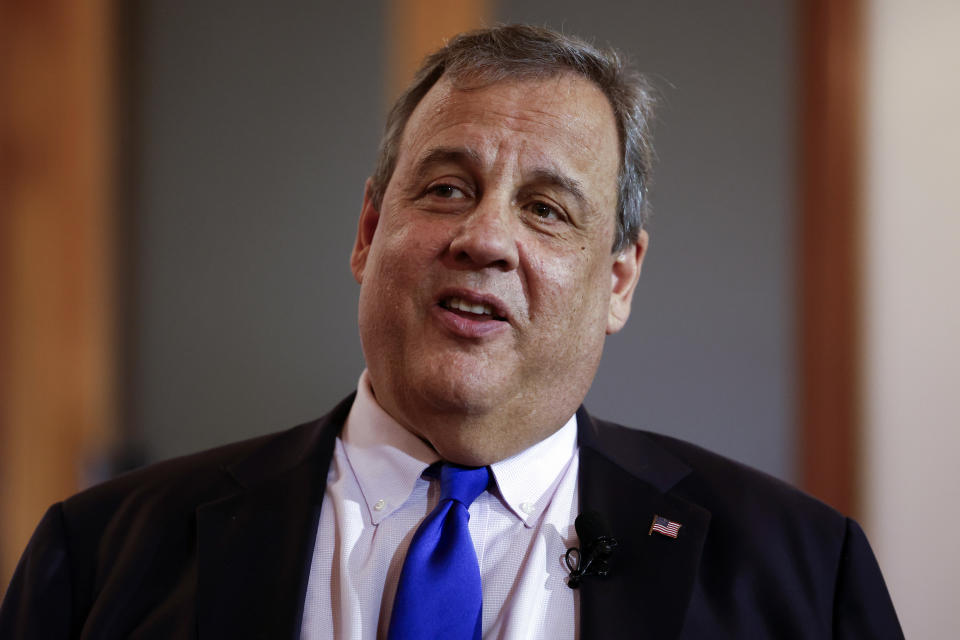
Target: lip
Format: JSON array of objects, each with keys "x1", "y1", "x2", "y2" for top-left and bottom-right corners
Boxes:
[{"x1": 432, "y1": 288, "x2": 512, "y2": 339}]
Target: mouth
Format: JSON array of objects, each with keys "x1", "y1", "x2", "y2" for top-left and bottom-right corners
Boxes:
[{"x1": 438, "y1": 296, "x2": 508, "y2": 321}]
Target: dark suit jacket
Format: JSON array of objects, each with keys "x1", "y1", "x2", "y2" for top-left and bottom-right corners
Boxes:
[{"x1": 1, "y1": 395, "x2": 902, "y2": 639}]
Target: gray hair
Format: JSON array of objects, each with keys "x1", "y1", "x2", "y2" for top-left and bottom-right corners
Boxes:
[{"x1": 369, "y1": 24, "x2": 657, "y2": 252}]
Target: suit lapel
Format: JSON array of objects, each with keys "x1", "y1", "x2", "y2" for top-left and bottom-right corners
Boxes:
[
  {"x1": 577, "y1": 409, "x2": 710, "y2": 640},
  {"x1": 196, "y1": 396, "x2": 351, "y2": 639}
]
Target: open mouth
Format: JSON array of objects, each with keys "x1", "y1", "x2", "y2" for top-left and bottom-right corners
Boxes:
[{"x1": 439, "y1": 296, "x2": 507, "y2": 321}]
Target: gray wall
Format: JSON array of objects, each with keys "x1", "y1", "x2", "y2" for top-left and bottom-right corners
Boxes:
[
  {"x1": 131, "y1": 0, "x2": 381, "y2": 460},
  {"x1": 131, "y1": 1, "x2": 795, "y2": 481}
]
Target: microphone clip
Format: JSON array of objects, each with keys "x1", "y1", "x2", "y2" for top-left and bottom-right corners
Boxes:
[{"x1": 565, "y1": 533, "x2": 619, "y2": 589}]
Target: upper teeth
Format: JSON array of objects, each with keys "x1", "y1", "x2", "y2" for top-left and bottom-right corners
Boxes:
[{"x1": 446, "y1": 297, "x2": 495, "y2": 316}]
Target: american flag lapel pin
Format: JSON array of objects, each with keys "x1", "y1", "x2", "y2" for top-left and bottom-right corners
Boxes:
[{"x1": 648, "y1": 514, "x2": 682, "y2": 539}]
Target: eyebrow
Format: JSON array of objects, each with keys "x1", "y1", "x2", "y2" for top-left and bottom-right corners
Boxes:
[
  {"x1": 525, "y1": 168, "x2": 588, "y2": 207},
  {"x1": 411, "y1": 147, "x2": 483, "y2": 186}
]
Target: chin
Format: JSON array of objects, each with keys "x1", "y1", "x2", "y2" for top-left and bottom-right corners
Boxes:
[
  {"x1": 414, "y1": 371, "x2": 503, "y2": 416},
  {"x1": 401, "y1": 347, "x2": 507, "y2": 408}
]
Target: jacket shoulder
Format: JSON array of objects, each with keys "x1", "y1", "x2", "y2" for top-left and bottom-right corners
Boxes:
[
  {"x1": 63, "y1": 393, "x2": 353, "y2": 528},
  {"x1": 590, "y1": 417, "x2": 841, "y2": 521},
  {"x1": 583, "y1": 418, "x2": 902, "y2": 637},
  {"x1": 584, "y1": 417, "x2": 872, "y2": 636},
  {"x1": 63, "y1": 417, "x2": 323, "y2": 528},
  {"x1": 585, "y1": 416, "x2": 850, "y2": 573}
]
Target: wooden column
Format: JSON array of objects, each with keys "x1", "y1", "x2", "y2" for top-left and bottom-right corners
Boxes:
[
  {"x1": 797, "y1": 0, "x2": 864, "y2": 515},
  {"x1": 386, "y1": 0, "x2": 492, "y2": 101},
  {"x1": 0, "y1": 0, "x2": 116, "y2": 589}
]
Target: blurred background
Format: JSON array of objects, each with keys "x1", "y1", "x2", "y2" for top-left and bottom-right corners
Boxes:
[{"x1": 1, "y1": 0, "x2": 957, "y2": 635}]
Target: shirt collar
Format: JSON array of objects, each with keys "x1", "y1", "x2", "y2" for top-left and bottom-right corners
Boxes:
[
  {"x1": 341, "y1": 370, "x2": 578, "y2": 528},
  {"x1": 341, "y1": 371, "x2": 440, "y2": 525},
  {"x1": 489, "y1": 413, "x2": 578, "y2": 528}
]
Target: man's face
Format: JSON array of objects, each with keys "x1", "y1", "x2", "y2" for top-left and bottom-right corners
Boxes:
[{"x1": 351, "y1": 73, "x2": 647, "y2": 465}]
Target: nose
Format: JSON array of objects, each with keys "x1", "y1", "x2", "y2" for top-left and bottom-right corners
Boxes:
[{"x1": 446, "y1": 195, "x2": 520, "y2": 271}]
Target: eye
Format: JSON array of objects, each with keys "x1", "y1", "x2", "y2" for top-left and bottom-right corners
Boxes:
[
  {"x1": 429, "y1": 183, "x2": 467, "y2": 199},
  {"x1": 529, "y1": 201, "x2": 560, "y2": 221}
]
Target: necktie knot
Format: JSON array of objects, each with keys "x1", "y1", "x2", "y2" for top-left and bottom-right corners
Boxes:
[{"x1": 439, "y1": 464, "x2": 491, "y2": 507}]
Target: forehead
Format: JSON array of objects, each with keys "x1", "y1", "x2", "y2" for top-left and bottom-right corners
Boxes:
[{"x1": 395, "y1": 73, "x2": 621, "y2": 205}]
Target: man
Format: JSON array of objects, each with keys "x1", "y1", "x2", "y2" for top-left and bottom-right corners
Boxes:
[{"x1": 1, "y1": 25, "x2": 901, "y2": 639}]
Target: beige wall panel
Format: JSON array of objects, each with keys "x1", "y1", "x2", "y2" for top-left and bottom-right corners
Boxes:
[{"x1": 863, "y1": 0, "x2": 960, "y2": 636}]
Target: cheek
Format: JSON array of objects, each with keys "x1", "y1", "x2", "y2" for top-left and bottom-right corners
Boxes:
[
  {"x1": 528, "y1": 252, "x2": 612, "y2": 341},
  {"x1": 361, "y1": 217, "x2": 450, "y2": 317},
  {"x1": 372, "y1": 212, "x2": 452, "y2": 266},
  {"x1": 367, "y1": 220, "x2": 418, "y2": 283}
]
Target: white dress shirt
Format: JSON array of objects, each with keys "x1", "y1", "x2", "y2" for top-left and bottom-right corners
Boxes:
[{"x1": 300, "y1": 371, "x2": 580, "y2": 640}]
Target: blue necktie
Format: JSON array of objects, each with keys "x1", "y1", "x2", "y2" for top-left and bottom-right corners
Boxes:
[{"x1": 388, "y1": 463, "x2": 491, "y2": 640}]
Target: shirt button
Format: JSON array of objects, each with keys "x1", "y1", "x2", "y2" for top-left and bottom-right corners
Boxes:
[
  {"x1": 374, "y1": 499, "x2": 386, "y2": 511},
  {"x1": 520, "y1": 502, "x2": 535, "y2": 515}
]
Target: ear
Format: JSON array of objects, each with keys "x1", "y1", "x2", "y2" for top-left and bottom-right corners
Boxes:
[
  {"x1": 350, "y1": 178, "x2": 380, "y2": 283},
  {"x1": 607, "y1": 229, "x2": 649, "y2": 334}
]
